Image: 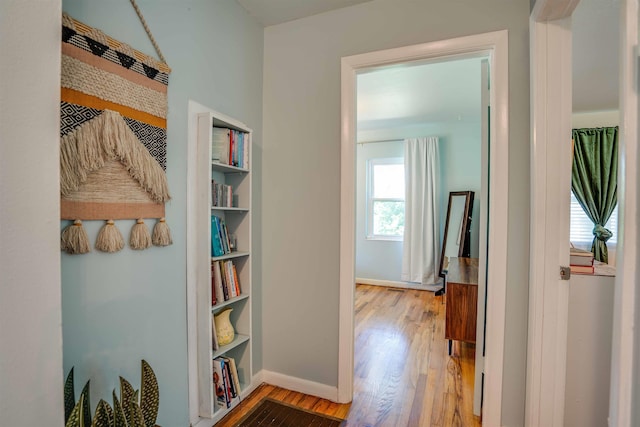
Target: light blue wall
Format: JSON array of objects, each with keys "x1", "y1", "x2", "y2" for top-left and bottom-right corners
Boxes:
[
  {"x1": 438, "y1": 122, "x2": 482, "y2": 258},
  {"x1": 355, "y1": 122, "x2": 482, "y2": 282},
  {"x1": 60, "y1": 2, "x2": 263, "y2": 425},
  {"x1": 263, "y1": 1, "x2": 530, "y2": 423},
  {"x1": 355, "y1": 141, "x2": 404, "y2": 281}
]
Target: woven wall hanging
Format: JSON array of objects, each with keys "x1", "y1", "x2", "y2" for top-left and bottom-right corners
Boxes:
[{"x1": 60, "y1": 4, "x2": 172, "y2": 254}]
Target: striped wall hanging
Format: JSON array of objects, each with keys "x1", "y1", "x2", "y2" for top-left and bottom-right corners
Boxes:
[{"x1": 60, "y1": 11, "x2": 172, "y2": 254}]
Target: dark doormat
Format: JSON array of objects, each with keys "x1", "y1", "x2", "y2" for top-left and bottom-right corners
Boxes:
[{"x1": 235, "y1": 397, "x2": 344, "y2": 426}]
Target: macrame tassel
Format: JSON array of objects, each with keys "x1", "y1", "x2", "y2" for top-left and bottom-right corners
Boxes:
[
  {"x1": 61, "y1": 219, "x2": 91, "y2": 254},
  {"x1": 95, "y1": 219, "x2": 124, "y2": 253},
  {"x1": 130, "y1": 219, "x2": 152, "y2": 250},
  {"x1": 152, "y1": 217, "x2": 173, "y2": 247}
]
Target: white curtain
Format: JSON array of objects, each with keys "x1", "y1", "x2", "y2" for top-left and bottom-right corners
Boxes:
[{"x1": 401, "y1": 137, "x2": 440, "y2": 287}]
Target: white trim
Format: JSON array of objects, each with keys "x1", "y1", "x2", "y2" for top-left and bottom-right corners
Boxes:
[
  {"x1": 474, "y1": 57, "x2": 490, "y2": 416},
  {"x1": 340, "y1": 30, "x2": 509, "y2": 424},
  {"x1": 609, "y1": 1, "x2": 638, "y2": 425},
  {"x1": 355, "y1": 277, "x2": 442, "y2": 291},
  {"x1": 186, "y1": 100, "x2": 210, "y2": 425},
  {"x1": 261, "y1": 370, "x2": 339, "y2": 402},
  {"x1": 527, "y1": 2, "x2": 574, "y2": 425}
]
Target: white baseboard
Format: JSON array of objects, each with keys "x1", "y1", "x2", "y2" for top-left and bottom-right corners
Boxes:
[
  {"x1": 355, "y1": 277, "x2": 442, "y2": 291},
  {"x1": 259, "y1": 369, "x2": 339, "y2": 402}
]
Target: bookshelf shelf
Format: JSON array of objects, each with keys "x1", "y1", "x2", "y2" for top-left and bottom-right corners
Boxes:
[
  {"x1": 211, "y1": 162, "x2": 249, "y2": 174},
  {"x1": 212, "y1": 334, "x2": 250, "y2": 359},
  {"x1": 212, "y1": 294, "x2": 249, "y2": 312},
  {"x1": 211, "y1": 251, "x2": 250, "y2": 262},
  {"x1": 211, "y1": 207, "x2": 249, "y2": 213},
  {"x1": 190, "y1": 106, "x2": 253, "y2": 425}
]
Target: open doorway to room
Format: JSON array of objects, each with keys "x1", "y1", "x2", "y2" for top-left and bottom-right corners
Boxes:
[
  {"x1": 338, "y1": 32, "x2": 508, "y2": 425},
  {"x1": 349, "y1": 57, "x2": 486, "y2": 425}
]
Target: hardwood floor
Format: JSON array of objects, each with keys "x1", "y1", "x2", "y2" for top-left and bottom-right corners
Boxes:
[{"x1": 216, "y1": 284, "x2": 481, "y2": 427}]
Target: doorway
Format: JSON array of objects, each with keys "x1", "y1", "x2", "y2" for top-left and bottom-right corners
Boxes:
[
  {"x1": 339, "y1": 31, "x2": 509, "y2": 425},
  {"x1": 352, "y1": 55, "x2": 488, "y2": 420}
]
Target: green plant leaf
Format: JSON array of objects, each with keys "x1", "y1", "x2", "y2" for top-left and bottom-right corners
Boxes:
[
  {"x1": 80, "y1": 380, "x2": 92, "y2": 427},
  {"x1": 64, "y1": 367, "x2": 76, "y2": 424},
  {"x1": 103, "y1": 401, "x2": 114, "y2": 427},
  {"x1": 113, "y1": 391, "x2": 128, "y2": 427},
  {"x1": 128, "y1": 401, "x2": 145, "y2": 427},
  {"x1": 140, "y1": 360, "x2": 159, "y2": 427},
  {"x1": 65, "y1": 395, "x2": 82, "y2": 427},
  {"x1": 91, "y1": 399, "x2": 113, "y2": 427},
  {"x1": 119, "y1": 377, "x2": 135, "y2": 427}
]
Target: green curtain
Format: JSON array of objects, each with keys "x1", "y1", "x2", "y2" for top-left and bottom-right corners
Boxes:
[{"x1": 571, "y1": 127, "x2": 618, "y2": 263}]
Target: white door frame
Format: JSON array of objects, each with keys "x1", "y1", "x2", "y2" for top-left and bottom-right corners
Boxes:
[
  {"x1": 609, "y1": 1, "x2": 639, "y2": 425},
  {"x1": 528, "y1": 1, "x2": 640, "y2": 426},
  {"x1": 339, "y1": 30, "x2": 509, "y2": 426},
  {"x1": 526, "y1": 1, "x2": 577, "y2": 425}
]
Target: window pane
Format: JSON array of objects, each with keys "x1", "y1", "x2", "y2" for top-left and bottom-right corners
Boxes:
[
  {"x1": 570, "y1": 192, "x2": 617, "y2": 246},
  {"x1": 373, "y1": 164, "x2": 404, "y2": 199},
  {"x1": 373, "y1": 201, "x2": 404, "y2": 236}
]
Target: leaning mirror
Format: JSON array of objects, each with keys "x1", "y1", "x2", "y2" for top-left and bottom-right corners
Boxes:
[{"x1": 438, "y1": 191, "x2": 474, "y2": 279}]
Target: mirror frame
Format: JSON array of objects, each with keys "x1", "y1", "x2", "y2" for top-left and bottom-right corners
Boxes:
[{"x1": 438, "y1": 190, "x2": 475, "y2": 279}]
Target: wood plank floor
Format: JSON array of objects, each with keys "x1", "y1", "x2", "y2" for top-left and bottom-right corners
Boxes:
[{"x1": 216, "y1": 284, "x2": 481, "y2": 427}]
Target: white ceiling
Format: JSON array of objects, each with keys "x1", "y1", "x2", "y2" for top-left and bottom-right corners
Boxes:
[
  {"x1": 238, "y1": 0, "x2": 619, "y2": 129},
  {"x1": 236, "y1": 0, "x2": 373, "y2": 27},
  {"x1": 357, "y1": 57, "x2": 484, "y2": 132}
]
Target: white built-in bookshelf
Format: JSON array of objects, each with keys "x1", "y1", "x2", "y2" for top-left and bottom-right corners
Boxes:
[{"x1": 188, "y1": 104, "x2": 253, "y2": 426}]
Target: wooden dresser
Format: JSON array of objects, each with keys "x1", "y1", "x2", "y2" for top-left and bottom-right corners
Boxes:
[{"x1": 445, "y1": 257, "x2": 479, "y2": 351}]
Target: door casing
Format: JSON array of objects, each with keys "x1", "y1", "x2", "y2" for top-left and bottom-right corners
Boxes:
[{"x1": 339, "y1": 30, "x2": 509, "y2": 426}]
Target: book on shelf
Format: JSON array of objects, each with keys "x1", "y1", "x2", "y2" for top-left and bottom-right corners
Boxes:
[
  {"x1": 232, "y1": 264, "x2": 241, "y2": 297},
  {"x1": 211, "y1": 215, "x2": 234, "y2": 256},
  {"x1": 211, "y1": 127, "x2": 249, "y2": 169},
  {"x1": 211, "y1": 316, "x2": 219, "y2": 351},
  {"x1": 570, "y1": 246, "x2": 594, "y2": 266},
  {"x1": 211, "y1": 128, "x2": 230, "y2": 165},
  {"x1": 224, "y1": 356, "x2": 242, "y2": 397},
  {"x1": 211, "y1": 264, "x2": 218, "y2": 305},
  {"x1": 212, "y1": 180, "x2": 234, "y2": 208},
  {"x1": 212, "y1": 261, "x2": 225, "y2": 304},
  {"x1": 223, "y1": 260, "x2": 237, "y2": 298},
  {"x1": 220, "y1": 220, "x2": 230, "y2": 254},
  {"x1": 211, "y1": 259, "x2": 242, "y2": 305},
  {"x1": 211, "y1": 216, "x2": 224, "y2": 257},
  {"x1": 213, "y1": 357, "x2": 239, "y2": 408},
  {"x1": 221, "y1": 357, "x2": 238, "y2": 400},
  {"x1": 212, "y1": 357, "x2": 227, "y2": 408},
  {"x1": 570, "y1": 264, "x2": 595, "y2": 274}
]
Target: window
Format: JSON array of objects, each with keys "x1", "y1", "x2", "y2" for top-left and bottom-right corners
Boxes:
[
  {"x1": 367, "y1": 158, "x2": 405, "y2": 240},
  {"x1": 570, "y1": 191, "x2": 617, "y2": 247}
]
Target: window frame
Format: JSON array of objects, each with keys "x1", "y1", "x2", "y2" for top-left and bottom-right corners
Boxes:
[{"x1": 366, "y1": 157, "x2": 405, "y2": 241}]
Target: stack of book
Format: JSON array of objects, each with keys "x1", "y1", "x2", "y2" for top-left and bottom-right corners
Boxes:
[
  {"x1": 211, "y1": 127, "x2": 249, "y2": 169},
  {"x1": 212, "y1": 356, "x2": 242, "y2": 408},
  {"x1": 211, "y1": 215, "x2": 234, "y2": 257},
  {"x1": 570, "y1": 246, "x2": 595, "y2": 274},
  {"x1": 212, "y1": 180, "x2": 234, "y2": 208},
  {"x1": 211, "y1": 259, "x2": 241, "y2": 306}
]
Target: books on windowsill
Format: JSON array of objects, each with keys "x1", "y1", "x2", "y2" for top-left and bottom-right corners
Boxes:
[
  {"x1": 570, "y1": 264, "x2": 595, "y2": 274},
  {"x1": 570, "y1": 246, "x2": 595, "y2": 266}
]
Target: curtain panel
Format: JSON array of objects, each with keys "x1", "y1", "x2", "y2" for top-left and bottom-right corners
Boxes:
[
  {"x1": 401, "y1": 137, "x2": 440, "y2": 287},
  {"x1": 571, "y1": 126, "x2": 618, "y2": 263}
]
